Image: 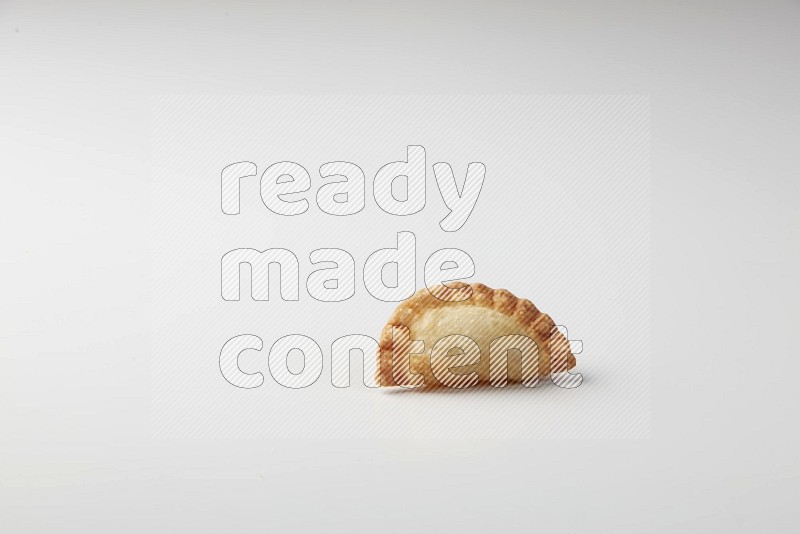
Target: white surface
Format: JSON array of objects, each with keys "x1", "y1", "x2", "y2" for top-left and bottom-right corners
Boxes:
[
  {"x1": 150, "y1": 94, "x2": 649, "y2": 440},
  {"x1": 2, "y1": 1, "x2": 799, "y2": 532}
]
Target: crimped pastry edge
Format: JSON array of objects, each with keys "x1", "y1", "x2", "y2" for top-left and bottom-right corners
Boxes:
[{"x1": 376, "y1": 283, "x2": 576, "y2": 388}]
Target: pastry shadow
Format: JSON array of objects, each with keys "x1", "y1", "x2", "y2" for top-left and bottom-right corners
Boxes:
[{"x1": 378, "y1": 376, "x2": 587, "y2": 396}]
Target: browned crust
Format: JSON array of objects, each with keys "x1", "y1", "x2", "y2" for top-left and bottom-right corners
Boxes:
[{"x1": 377, "y1": 283, "x2": 576, "y2": 387}]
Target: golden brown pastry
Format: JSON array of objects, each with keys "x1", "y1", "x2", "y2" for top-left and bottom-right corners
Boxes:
[{"x1": 376, "y1": 283, "x2": 576, "y2": 388}]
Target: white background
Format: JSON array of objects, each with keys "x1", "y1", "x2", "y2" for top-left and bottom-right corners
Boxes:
[
  {"x1": 151, "y1": 94, "x2": 649, "y2": 440},
  {"x1": 2, "y1": 1, "x2": 799, "y2": 532}
]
